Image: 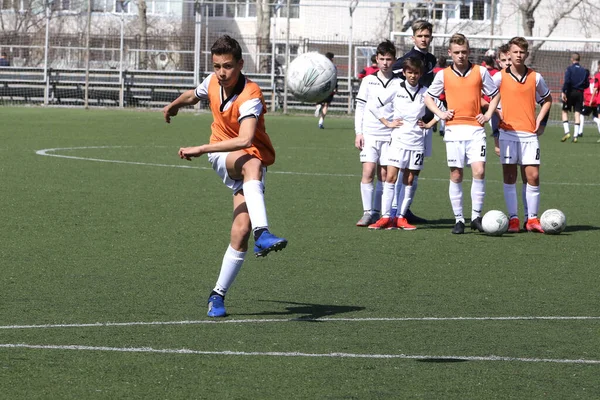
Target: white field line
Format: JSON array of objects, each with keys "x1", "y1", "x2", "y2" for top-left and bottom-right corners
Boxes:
[
  {"x1": 2, "y1": 316, "x2": 600, "y2": 330},
  {"x1": 1, "y1": 343, "x2": 599, "y2": 364},
  {"x1": 35, "y1": 147, "x2": 600, "y2": 186}
]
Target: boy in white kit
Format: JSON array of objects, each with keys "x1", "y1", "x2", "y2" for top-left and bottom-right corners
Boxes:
[
  {"x1": 367, "y1": 57, "x2": 439, "y2": 230},
  {"x1": 354, "y1": 40, "x2": 399, "y2": 226}
]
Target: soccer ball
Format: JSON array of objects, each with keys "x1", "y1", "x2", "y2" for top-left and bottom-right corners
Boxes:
[
  {"x1": 481, "y1": 210, "x2": 509, "y2": 236},
  {"x1": 540, "y1": 209, "x2": 567, "y2": 235},
  {"x1": 286, "y1": 52, "x2": 337, "y2": 103}
]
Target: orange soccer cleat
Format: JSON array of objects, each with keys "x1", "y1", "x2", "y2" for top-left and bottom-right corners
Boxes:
[
  {"x1": 368, "y1": 217, "x2": 393, "y2": 230},
  {"x1": 395, "y1": 217, "x2": 417, "y2": 231},
  {"x1": 507, "y1": 217, "x2": 521, "y2": 233},
  {"x1": 525, "y1": 217, "x2": 545, "y2": 233}
]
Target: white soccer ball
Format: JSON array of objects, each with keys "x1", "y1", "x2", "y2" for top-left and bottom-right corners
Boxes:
[
  {"x1": 540, "y1": 209, "x2": 567, "y2": 235},
  {"x1": 482, "y1": 210, "x2": 509, "y2": 236},
  {"x1": 286, "y1": 52, "x2": 337, "y2": 103}
]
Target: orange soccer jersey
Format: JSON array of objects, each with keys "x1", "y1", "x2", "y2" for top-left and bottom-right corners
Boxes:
[
  {"x1": 207, "y1": 74, "x2": 276, "y2": 166},
  {"x1": 498, "y1": 68, "x2": 537, "y2": 134},
  {"x1": 443, "y1": 65, "x2": 483, "y2": 127}
]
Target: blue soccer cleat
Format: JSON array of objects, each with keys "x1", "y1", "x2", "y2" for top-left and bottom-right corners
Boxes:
[
  {"x1": 254, "y1": 231, "x2": 288, "y2": 257},
  {"x1": 207, "y1": 295, "x2": 226, "y2": 317}
]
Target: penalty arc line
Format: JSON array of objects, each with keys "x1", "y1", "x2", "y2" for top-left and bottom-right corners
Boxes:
[
  {"x1": 35, "y1": 147, "x2": 600, "y2": 186},
  {"x1": 2, "y1": 316, "x2": 600, "y2": 330},
  {"x1": 1, "y1": 343, "x2": 599, "y2": 365}
]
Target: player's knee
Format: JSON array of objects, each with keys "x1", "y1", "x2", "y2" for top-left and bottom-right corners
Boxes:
[
  {"x1": 231, "y1": 218, "x2": 252, "y2": 244},
  {"x1": 241, "y1": 157, "x2": 263, "y2": 180}
]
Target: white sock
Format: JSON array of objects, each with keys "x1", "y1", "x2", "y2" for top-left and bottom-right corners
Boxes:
[
  {"x1": 595, "y1": 117, "x2": 600, "y2": 133},
  {"x1": 526, "y1": 183, "x2": 540, "y2": 219},
  {"x1": 580, "y1": 115, "x2": 585, "y2": 134},
  {"x1": 522, "y1": 183, "x2": 528, "y2": 219},
  {"x1": 373, "y1": 180, "x2": 383, "y2": 215},
  {"x1": 213, "y1": 245, "x2": 246, "y2": 296},
  {"x1": 381, "y1": 182, "x2": 395, "y2": 217},
  {"x1": 243, "y1": 180, "x2": 269, "y2": 231},
  {"x1": 392, "y1": 177, "x2": 402, "y2": 210},
  {"x1": 360, "y1": 182, "x2": 374, "y2": 213},
  {"x1": 412, "y1": 175, "x2": 419, "y2": 197},
  {"x1": 574, "y1": 125, "x2": 580, "y2": 137},
  {"x1": 440, "y1": 119, "x2": 446, "y2": 132},
  {"x1": 449, "y1": 181, "x2": 464, "y2": 222},
  {"x1": 503, "y1": 183, "x2": 518, "y2": 219},
  {"x1": 471, "y1": 178, "x2": 485, "y2": 220},
  {"x1": 318, "y1": 117, "x2": 324, "y2": 125},
  {"x1": 399, "y1": 184, "x2": 415, "y2": 217},
  {"x1": 563, "y1": 121, "x2": 570, "y2": 134}
]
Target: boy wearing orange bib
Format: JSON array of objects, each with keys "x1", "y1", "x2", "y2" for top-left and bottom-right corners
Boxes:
[{"x1": 163, "y1": 35, "x2": 287, "y2": 317}]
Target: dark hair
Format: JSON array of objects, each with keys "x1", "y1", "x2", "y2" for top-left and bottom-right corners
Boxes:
[
  {"x1": 497, "y1": 43, "x2": 510, "y2": 55},
  {"x1": 325, "y1": 52, "x2": 334, "y2": 60},
  {"x1": 402, "y1": 57, "x2": 424, "y2": 74},
  {"x1": 571, "y1": 52, "x2": 580, "y2": 62},
  {"x1": 211, "y1": 35, "x2": 243, "y2": 61},
  {"x1": 482, "y1": 56, "x2": 495, "y2": 68},
  {"x1": 1, "y1": 52, "x2": 7, "y2": 57},
  {"x1": 370, "y1": 54, "x2": 377, "y2": 64},
  {"x1": 437, "y1": 55, "x2": 447, "y2": 68},
  {"x1": 376, "y1": 39, "x2": 396, "y2": 59}
]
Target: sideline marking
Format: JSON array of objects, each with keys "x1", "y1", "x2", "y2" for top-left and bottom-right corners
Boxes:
[
  {"x1": 1, "y1": 343, "x2": 599, "y2": 364},
  {"x1": 2, "y1": 316, "x2": 600, "y2": 330},
  {"x1": 35, "y1": 146, "x2": 600, "y2": 186}
]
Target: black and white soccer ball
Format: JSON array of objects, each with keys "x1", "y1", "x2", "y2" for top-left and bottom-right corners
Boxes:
[
  {"x1": 286, "y1": 52, "x2": 337, "y2": 103},
  {"x1": 482, "y1": 210, "x2": 509, "y2": 236},
  {"x1": 540, "y1": 209, "x2": 567, "y2": 234}
]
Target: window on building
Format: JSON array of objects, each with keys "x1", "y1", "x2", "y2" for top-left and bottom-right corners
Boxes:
[
  {"x1": 278, "y1": 0, "x2": 299, "y2": 18},
  {"x1": 206, "y1": 0, "x2": 259, "y2": 18},
  {"x1": 432, "y1": 0, "x2": 493, "y2": 22}
]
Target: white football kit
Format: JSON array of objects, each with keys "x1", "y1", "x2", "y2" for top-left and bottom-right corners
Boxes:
[{"x1": 355, "y1": 74, "x2": 400, "y2": 164}]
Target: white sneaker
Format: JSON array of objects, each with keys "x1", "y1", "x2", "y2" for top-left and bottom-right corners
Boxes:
[{"x1": 314, "y1": 105, "x2": 321, "y2": 118}]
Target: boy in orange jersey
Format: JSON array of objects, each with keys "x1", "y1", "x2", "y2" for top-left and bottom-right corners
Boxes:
[
  {"x1": 493, "y1": 37, "x2": 551, "y2": 233},
  {"x1": 424, "y1": 33, "x2": 500, "y2": 234},
  {"x1": 163, "y1": 35, "x2": 287, "y2": 317}
]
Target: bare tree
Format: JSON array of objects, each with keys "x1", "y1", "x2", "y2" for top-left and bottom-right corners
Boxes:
[
  {"x1": 515, "y1": 0, "x2": 585, "y2": 63},
  {"x1": 255, "y1": 0, "x2": 271, "y2": 73},
  {"x1": 137, "y1": 0, "x2": 149, "y2": 69}
]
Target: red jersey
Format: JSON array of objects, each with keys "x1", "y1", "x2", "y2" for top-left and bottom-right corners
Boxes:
[
  {"x1": 583, "y1": 74, "x2": 599, "y2": 107},
  {"x1": 358, "y1": 65, "x2": 379, "y2": 79}
]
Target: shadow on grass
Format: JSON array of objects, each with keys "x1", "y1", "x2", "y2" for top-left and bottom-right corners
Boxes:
[
  {"x1": 239, "y1": 300, "x2": 365, "y2": 321},
  {"x1": 564, "y1": 225, "x2": 600, "y2": 232}
]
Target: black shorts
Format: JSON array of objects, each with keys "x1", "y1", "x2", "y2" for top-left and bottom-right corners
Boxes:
[
  {"x1": 319, "y1": 93, "x2": 334, "y2": 105},
  {"x1": 581, "y1": 105, "x2": 599, "y2": 117},
  {"x1": 562, "y1": 89, "x2": 583, "y2": 113}
]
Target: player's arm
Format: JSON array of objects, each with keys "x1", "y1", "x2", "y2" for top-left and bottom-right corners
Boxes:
[
  {"x1": 163, "y1": 89, "x2": 199, "y2": 123},
  {"x1": 477, "y1": 69, "x2": 500, "y2": 124},
  {"x1": 368, "y1": 87, "x2": 402, "y2": 128},
  {"x1": 354, "y1": 81, "x2": 368, "y2": 149},
  {"x1": 535, "y1": 74, "x2": 552, "y2": 135},
  {"x1": 164, "y1": 75, "x2": 210, "y2": 123},
  {"x1": 561, "y1": 68, "x2": 571, "y2": 102},
  {"x1": 425, "y1": 71, "x2": 453, "y2": 120},
  {"x1": 179, "y1": 98, "x2": 262, "y2": 160}
]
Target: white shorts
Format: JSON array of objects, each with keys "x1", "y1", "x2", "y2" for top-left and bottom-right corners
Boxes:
[
  {"x1": 386, "y1": 147, "x2": 425, "y2": 171},
  {"x1": 424, "y1": 128, "x2": 433, "y2": 158},
  {"x1": 445, "y1": 137, "x2": 487, "y2": 168},
  {"x1": 360, "y1": 137, "x2": 391, "y2": 165},
  {"x1": 208, "y1": 152, "x2": 267, "y2": 194},
  {"x1": 499, "y1": 137, "x2": 541, "y2": 165}
]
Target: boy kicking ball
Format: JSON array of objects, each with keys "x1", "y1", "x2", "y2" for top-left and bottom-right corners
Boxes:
[{"x1": 163, "y1": 35, "x2": 287, "y2": 317}]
